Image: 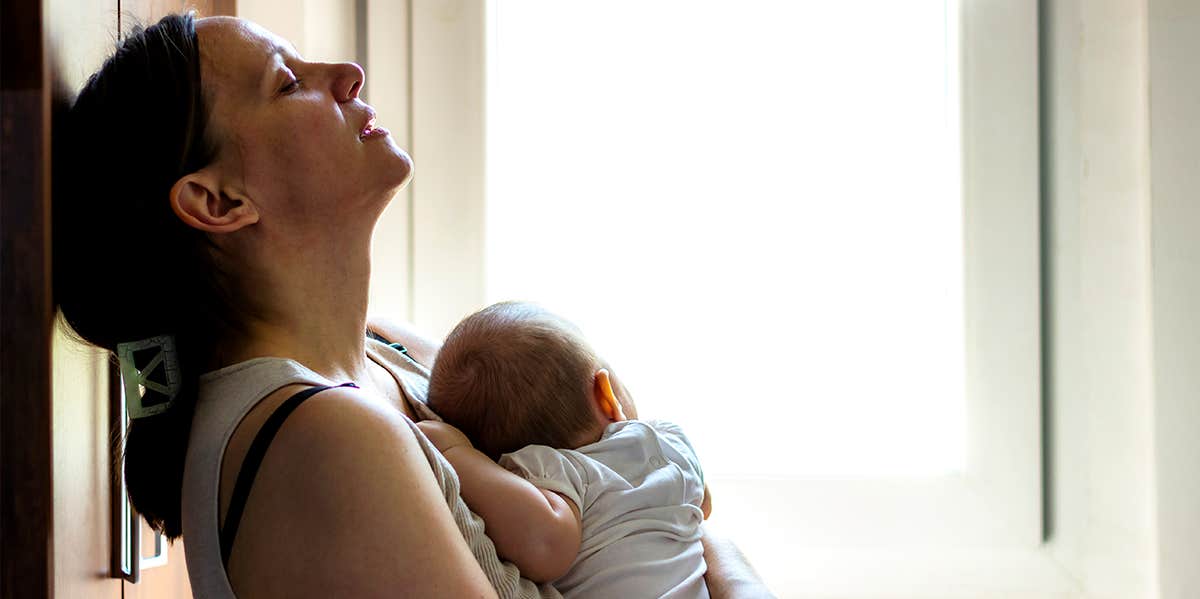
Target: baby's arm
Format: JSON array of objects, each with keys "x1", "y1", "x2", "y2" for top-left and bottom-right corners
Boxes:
[{"x1": 415, "y1": 421, "x2": 582, "y2": 583}]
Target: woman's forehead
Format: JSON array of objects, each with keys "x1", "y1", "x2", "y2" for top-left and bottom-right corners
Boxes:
[{"x1": 195, "y1": 17, "x2": 297, "y2": 91}]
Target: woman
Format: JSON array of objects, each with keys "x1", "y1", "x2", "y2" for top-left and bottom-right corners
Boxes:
[{"x1": 54, "y1": 12, "x2": 767, "y2": 598}]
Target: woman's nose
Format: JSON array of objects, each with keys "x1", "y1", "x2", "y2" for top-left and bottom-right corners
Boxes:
[{"x1": 331, "y1": 62, "x2": 365, "y2": 102}]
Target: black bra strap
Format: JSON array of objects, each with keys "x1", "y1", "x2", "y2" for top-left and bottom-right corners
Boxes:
[{"x1": 220, "y1": 382, "x2": 358, "y2": 568}]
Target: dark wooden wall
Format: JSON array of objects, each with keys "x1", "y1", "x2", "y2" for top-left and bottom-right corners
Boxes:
[
  {"x1": 2, "y1": 2, "x2": 234, "y2": 598},
  {"x1": 2, "y1": 0, "x2": 56, "y2": 595}
]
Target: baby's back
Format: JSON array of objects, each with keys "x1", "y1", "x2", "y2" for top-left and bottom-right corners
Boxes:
[{"x1": 501, "y1": 420, "x2": 709, "y2": 598}]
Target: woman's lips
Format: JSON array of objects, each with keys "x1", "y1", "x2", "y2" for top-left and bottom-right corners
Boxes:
[
  {"x1": 360, "y1": 125, "x2": 390, "y2": 141},
  {"x1": 359, "y1": 112, "x2": 389, "y2": 141}
]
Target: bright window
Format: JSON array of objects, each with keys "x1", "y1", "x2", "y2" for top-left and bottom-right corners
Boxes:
[{"x1": 486, "y1": 0, "x2": 965, "y2": 478}]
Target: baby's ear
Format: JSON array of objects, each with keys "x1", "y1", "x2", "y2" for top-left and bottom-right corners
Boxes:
[{"x1": 593, "y1": 369, "x2": 627, "y2": 422}]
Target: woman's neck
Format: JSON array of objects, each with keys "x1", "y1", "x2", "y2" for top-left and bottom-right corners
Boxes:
[{"x1": 216, "y1": 234, "x2": 377, "y2": 384}]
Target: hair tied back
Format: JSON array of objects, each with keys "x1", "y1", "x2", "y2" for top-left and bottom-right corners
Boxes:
[{"x1": 117, "y1": 334, "x2": 182, "y2": 419}]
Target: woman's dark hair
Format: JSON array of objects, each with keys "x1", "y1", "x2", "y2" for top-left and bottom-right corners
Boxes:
[{"x1": 53, "y1": 12, "x2": 232, "y2": 539}]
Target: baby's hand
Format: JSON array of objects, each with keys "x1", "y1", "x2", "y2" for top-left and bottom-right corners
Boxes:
[{"x1": 415, "y1": 420, "x2": 473, "y2": 454}]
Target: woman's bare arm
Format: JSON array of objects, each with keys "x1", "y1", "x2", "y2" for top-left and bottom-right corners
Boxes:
[
  {"x1": 701, "y1": 526, "x2": 776, "y2": 599},
  {"x1": 367, "y1": 315, "x2": 441, "y2": 368},
  {"x1": 224, "y1": 388, "x2": 498, "y2": 599}
]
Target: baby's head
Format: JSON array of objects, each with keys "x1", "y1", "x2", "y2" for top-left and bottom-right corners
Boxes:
[{"x1": 427, "y1": 302, "x2": 634, "y2": 459}]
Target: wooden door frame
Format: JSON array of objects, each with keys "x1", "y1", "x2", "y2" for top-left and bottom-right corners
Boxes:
[{"x1": 1, "y1": 0, "x2": 55, "y2": 596}]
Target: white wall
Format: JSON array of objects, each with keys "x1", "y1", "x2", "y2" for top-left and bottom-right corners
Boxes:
[
  {"x1": 237, "y1": 0, "x2": 356, "y2": 61},
  {"x1": 1045, "y1": 0, "x2": 1200, "y2": 597},
  {"x1": 1148, "y1": 2, "x2": 1200, "y2": 597},
  {"x1": 363, "y1": 0, "x2": 415, "y2": 326},
  {"x1": 1041, "y1": 1, "x2": 1159, "y2": 597}
]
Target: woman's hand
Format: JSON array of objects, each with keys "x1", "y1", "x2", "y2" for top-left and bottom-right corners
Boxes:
[
  {"x1": 701, "y1": 524, "x2": 775, "y2": 598},
  {"x1": 367, "y1": 316, "x2": 442, "y2": 368},
  {"x1": 415, "y1": 420, "x2": 473, "y2": 454}
]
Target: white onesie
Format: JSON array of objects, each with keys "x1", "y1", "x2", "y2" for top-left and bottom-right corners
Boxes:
[{"x1": 499, "y1": 420, "x2": 709, "y2": 599}]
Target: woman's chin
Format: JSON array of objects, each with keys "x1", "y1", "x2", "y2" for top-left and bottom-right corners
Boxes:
[
  {"x1": 391, "y1": 155, "x2": 414, "y2": 192},
  {"x1": 385, "y1": 144, "x2": 414, "y2": 189},
  {"x1": 368, "y1": 147, "x2": 413, "y2": 196}
]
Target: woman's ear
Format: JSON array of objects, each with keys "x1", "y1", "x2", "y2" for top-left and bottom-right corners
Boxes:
[
  {"x1": 593, "y1": 369, "x2": 627, "y2": 423},
  {"x1": 169, "y1": 170, "x2": 259, "y2": 233}
]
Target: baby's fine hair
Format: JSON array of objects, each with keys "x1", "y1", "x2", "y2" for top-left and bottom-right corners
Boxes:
[{"x1": 427, "y1": 302, "x2": 601, "y2": 459}]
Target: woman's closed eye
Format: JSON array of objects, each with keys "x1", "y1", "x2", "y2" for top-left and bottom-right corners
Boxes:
[{"x1": 279, "y1": 78, "x2": 301, "y2": 94}]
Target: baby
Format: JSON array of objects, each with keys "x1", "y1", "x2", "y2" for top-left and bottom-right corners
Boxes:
[{"x1": 416, "y1": 301, "x2": 711, "y2": 598}]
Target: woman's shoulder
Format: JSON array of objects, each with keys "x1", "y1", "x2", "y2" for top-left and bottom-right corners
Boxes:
[
  {"x1": 229, "y1": 383, "x2": 421, "y2": 482},
  {"x1": 220, "y1": 385, "x2": 495, "y2": 597},
  {"x1": 215, "y1": 383, "x2": 419, "y2": 528},
  {"x1": 246, "y1": 385, "x2": 430, "y2": 503},
  {"x1": 258, "y1": 384, "x2": 420, "y2": 455}
]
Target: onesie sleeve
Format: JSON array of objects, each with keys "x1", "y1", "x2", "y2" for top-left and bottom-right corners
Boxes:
[
  {"x1": 648, "y1": 420, "x2": 705, "y2": 487},
  {"x1": 499, "y1": 445, "x2": 589, "y2": 512}
]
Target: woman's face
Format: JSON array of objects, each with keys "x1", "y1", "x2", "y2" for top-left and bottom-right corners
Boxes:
[{"x1": 194, "y1": 17, "x2": 411, "y2": 230}]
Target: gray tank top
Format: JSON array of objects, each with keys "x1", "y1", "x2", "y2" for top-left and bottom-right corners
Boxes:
[{"x1": 180, "y1": 337, "x2": 561, "y2": 598}]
